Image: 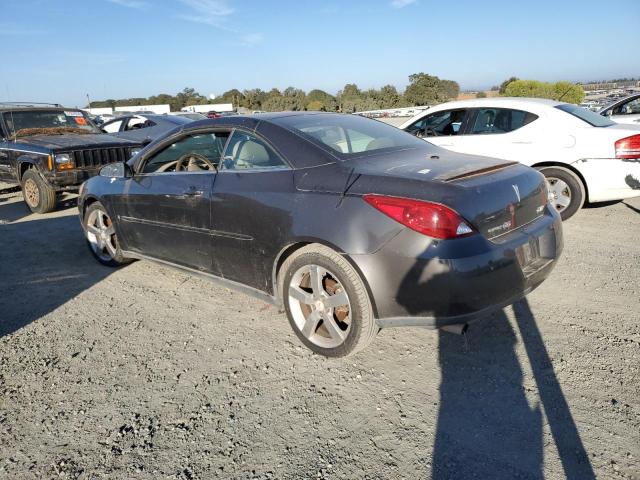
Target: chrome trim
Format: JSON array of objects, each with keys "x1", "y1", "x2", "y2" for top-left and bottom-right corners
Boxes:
[
  {"x1": 0, "y1": 147, "x2": 48, "y2": 156},
  {"x1": 119, "y1": 215, "x2": 253, "y2": 240}
]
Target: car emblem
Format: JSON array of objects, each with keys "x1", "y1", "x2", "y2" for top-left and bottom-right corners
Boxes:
[{"x1": 512, "y1": 184, "x2": 521, "y2": 203}]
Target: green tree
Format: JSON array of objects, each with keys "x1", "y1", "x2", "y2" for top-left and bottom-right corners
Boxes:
[
  {"x1": 552, "y1": 81, "x2": 585, "y2": 104},
  {"x1": 476, "y1": 91, "x2": 487, "y2": 98},
  {"x1": 306, "y1": 89, "x2": 337, "y2": 111},
  {"x1": 499, "y1": 76, "x2": 519, "y2": 94},
  {"x1": 403, "y1": 73, "x2": 450, "y2": 106},
  {"x1": 504, "y1": 80, "x2": 584, "y2": 104}
]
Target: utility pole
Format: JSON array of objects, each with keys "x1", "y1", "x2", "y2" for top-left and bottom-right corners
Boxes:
[{"x1": 86, "y1": 94, "x2": 92, "y2": 109}]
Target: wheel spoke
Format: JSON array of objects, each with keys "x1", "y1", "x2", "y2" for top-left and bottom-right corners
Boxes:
[
  {"x1": 301, "y1": 310, "x2": 321, "y2": 338},
  {"x1": 555, "y1": 195, "x2": 571, "y2": 208},
  {"x1": 105, "y1": 238, "x2": 117, "y2": 258},
  {"x1": 309, "y1": 265, "x2": 325, "y2": 297},
  {"x1": 87, "y1": 225, "x2": 100, "y2": 236},
  {"x1": 105, "y1": 224, "x2": 116, "y2": 236},
  {"x1": 323, "y1": 289, "x2": 349, "y2": 308},
  {"x1": 289, "y1": 285, "x2": 314, "y2": 305},
  {"x1": 321, "y1": 312, "x2": 346, "y2": 341}
]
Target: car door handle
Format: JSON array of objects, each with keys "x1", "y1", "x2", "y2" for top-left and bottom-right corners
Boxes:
[{"x1": 183, "y1": 187, "x2": 204, "y2": 197}]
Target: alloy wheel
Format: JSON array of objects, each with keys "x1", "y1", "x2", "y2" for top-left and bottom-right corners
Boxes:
[
  {"x1": 288, "y1": 264, "x2": 352, "y2": 348},
  {"x1": 86, "y1": 208, "x2": 118, "y2": 262},
  {"x1": 23, "y1": 178, "x2": 39, "y2": 208}
]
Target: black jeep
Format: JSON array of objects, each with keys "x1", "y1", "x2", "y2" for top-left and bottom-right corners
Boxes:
[{"x1": 0, "y1": 103, "x2": 142, "y2": 213}]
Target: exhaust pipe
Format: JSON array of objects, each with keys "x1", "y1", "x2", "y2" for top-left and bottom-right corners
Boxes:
[{"x1": 440, "y1": 323, "x2": 468, "y2": 335}]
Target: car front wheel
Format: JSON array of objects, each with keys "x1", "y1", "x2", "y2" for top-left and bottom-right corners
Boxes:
[
  {"x1": 280, "y1": 244, "x2": 378, "y2": 357},
  {"x1": 536, "y1": 166, "x2": 585, "y2": 221},
  {"x1": 84, "y1": 201, "x2": 130, "y2": 267}
]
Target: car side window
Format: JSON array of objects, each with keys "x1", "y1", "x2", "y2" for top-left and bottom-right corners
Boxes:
[
  {"x1": 141, "y1": 132, "x2": 230, "y2": 174},
  {"x1": 470, "y1": 108, "x2": 538, "y2": 134},
  {"x1": 220, "y1": 131, "x2": 286, "y2": 170},
  {"x1": 614, "y1": 98, "x2": 640, "y2": 115},
  {"x1": 408, "y1": 109, "x2": 467, "y2": 136},
  {"x1": 102, "y1": 119, "x2": 123, "y2": 133}
]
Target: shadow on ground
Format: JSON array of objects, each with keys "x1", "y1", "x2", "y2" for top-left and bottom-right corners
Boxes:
[
  {"x1": 431, "y1": 300, "x2": 595, "y2": 479},
  {"x1": 0, "y1": 202, "x2": 113, "y2": 337}
]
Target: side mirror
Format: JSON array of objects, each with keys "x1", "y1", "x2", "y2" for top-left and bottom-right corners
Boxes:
[{"x1": 99, "y1": 161, "x2": 131, "y2": 178}]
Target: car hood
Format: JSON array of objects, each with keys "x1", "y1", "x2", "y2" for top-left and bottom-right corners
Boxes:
[{"x1": 16, "y1": 133, "x2": 141, "y2": 150}]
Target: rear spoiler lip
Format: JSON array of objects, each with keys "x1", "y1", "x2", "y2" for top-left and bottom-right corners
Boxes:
[{"x1": 437, "y1": 161, "x2": 519, "y2": 182}]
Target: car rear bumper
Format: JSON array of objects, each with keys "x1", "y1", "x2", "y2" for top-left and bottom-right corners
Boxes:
[{"x1": 349, "y1": 207, "x2": 563, "y2": 329}]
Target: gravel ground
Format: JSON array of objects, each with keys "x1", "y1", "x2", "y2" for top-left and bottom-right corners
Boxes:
[{"x1": 0, "y1": 183, "x2": 638, "y2": 480}]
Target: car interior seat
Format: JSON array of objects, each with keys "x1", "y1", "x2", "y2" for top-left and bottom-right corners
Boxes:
[{"x1": 234, "y1": 140, "x2": 272, "y2": 168}]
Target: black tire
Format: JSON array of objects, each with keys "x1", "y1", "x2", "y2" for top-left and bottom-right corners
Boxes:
[
  {"x1": 279, "y1": 244, "x2": 378, "y2": 357},
  {"x1": 83, "y1": 201, "x2": 131, "y2": 267},
  {"x1": 536, "y1": 166, "x2": 585, "y2": 221},
  {"x1": 21, "y1": 169, "x2": 57, "y2": 213}
]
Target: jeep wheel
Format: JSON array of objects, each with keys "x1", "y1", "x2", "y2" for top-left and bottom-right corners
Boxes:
[{"x1": 21, "y1": 169, "x2": 57, "y2": 214}]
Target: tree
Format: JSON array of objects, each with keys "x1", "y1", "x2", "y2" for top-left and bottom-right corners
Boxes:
[
  {"x1": 499, "y1": 76, "x2": 519, "y2": 94},
  {"x1": 306, "y1": 89, "x2": 337, "y2": 111},
  {"x1": 218, "y1": 89, "x2": 245, "y2": 107},
  {"x1": 403, "y1": 73, "x2": 451, "y2": 106},
  {"x1": 476, "y1": 91, "x2": 487, "y2": 98},
  {"x1": 504, "y1": 80, "x2": 584, "y2": 104},
  {"x1": 552, "y1": 81, "x2": 585, "y2": 104}
]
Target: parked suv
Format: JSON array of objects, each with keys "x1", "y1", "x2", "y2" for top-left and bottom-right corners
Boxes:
[{"x1": 0, "y1": 103, "x2": 143, "y2": 213}]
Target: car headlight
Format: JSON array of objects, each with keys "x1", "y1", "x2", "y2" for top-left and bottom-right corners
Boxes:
[{"x1": 55, "y1": 153, "x2": 75, "y2": 171}]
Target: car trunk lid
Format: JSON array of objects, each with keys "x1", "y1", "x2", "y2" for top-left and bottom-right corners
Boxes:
[{"x1": 310, "y1": 146, "x2": 548, "y2": 240}]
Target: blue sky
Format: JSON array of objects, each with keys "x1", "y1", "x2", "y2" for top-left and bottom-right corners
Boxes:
[{"x1": 1, "y1": 0, "x2": 639, "y2": 107}]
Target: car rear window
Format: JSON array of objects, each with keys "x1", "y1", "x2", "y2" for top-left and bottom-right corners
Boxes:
[
  {"x1": 555, "y1": 104, "x2": 614, "y2": 127},
  {"x1": 274, "y1": 113, "x2": 425, "y2": 156}
]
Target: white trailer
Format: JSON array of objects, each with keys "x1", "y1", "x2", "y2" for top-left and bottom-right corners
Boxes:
[
  {"x1": 181, "y1": 103, "x2": 233, "y2": 113},
  {"x1": 115, "y1": 104, "x2": 170, "y2": 114}
]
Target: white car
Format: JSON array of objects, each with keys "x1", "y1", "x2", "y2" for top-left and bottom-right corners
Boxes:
[
  {"x1": 399, "y1": 97, "x2": 640, "y2": 219},
  {"x1": 598, "y1": 93, "x2": 640, "y2": 125}
]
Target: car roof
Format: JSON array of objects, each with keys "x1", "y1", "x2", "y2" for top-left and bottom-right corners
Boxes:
[
  {"x1": 427, "y1": 97, "x2": 564, "y2": 110},
  {"x1": 184, "y1": 111, "x2": 334, "y2": 130}
]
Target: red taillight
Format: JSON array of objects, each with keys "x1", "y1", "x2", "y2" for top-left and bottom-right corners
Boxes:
[
  {"x1": 615, "y1": 134, "x2": 640, "y2": 159},
  {"x1": 363, "y1": 194, "x2": 475, "y2": 240}
]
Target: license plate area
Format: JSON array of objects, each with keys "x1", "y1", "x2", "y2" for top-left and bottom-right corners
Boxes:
[{"x1": 516, "y1": 236, "x2": 552, "y2": 278}]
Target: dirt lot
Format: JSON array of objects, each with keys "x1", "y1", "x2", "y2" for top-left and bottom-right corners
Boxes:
[{"x1": 0, "y1": 182, "x2": 638, "y2": 480}]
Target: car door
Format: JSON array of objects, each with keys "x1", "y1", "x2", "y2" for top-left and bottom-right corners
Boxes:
[
  {"x1": 118, "y1": 130, "x2": 229, "y2": 271},
  {"x1": 209, "y1": 129, "x2": 293, "y2": 291}
]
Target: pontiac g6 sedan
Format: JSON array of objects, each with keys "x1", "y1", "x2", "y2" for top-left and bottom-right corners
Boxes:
[{"x1": 78, "y1": 113, "x2": 563, "y2": 357}]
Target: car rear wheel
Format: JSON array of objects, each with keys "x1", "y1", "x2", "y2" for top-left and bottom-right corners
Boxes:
[
  {"x1": 279, "y1": 244, "x2": 378, "y2": 357},
  {"x1": 536, "y1": 166, "x2": 585, "y2": 221},
  {"x1": 21, "y1": 169, "x2": 56, "y2": 214},
  {"x1": 84, "y1": 202, "x2": 130, "y2": 267}
]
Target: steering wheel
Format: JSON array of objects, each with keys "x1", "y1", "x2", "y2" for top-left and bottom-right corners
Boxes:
[
  {"x1": 174, "y1": 153, "x2": 214, "y2": 172},
  {"x1": 417, "y1": 127, "x2": 438, "y2": 138}
]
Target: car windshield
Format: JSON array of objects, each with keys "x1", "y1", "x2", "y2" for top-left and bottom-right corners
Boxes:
[
  {"x1": 555, "y1": 104, "x2": 614, "y2": 127},
  {"x1": 3, "y1": 110, "x2": 101, "y2": 138},
  {"x1": 274, "y1": 113, "x2": 425, "y2": 156}
]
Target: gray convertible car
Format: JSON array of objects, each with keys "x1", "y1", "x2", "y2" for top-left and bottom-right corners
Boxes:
[{"x1": 79, "y1": 112, "x2": 563, "y2": 357}]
